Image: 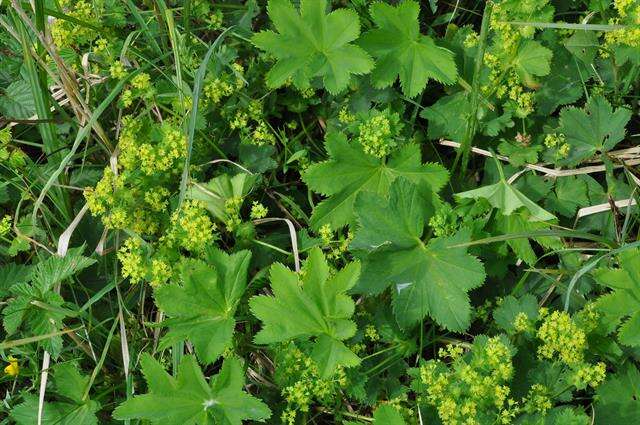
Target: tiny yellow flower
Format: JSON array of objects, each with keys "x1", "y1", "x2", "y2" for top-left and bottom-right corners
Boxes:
[{"x1": 4, "y1": 356, "x2": 19, "y2": 376}]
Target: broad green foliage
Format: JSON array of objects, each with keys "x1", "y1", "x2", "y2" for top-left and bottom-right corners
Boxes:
[
  {"x1": 456, "y1": 159, "x2": 555, "y2": 222},
  {"x1": 2, "y1": 248, "x2": 95, "y2": 355},
  {"x1": 11, "y1": 363, "x2": 99, "y2": 425},
  {"x1": 545, "y1": 176, "x2": 590, "y2": 218},
  {"x1": 250, "y1": 247, "x2": 360, "y2": 376},
  {"x1": 595, "y1": 364, "x2": 640, "y2": 424},
  {"x1": 559, "y1": 96, "x2": 632, "y2": 165},
  {"x1": 0, "y1": 80, "x2": 36, "y2": 119},
  {"x1": 113, "y1": 355, "x2": 270, "y2": 424},
  {"x1": 190, "y1": 173, "x2": 259, "y2": 220},
  {"x1": 594, "y1": 249, "x2": 640, "y2": 347},
  {"x1": 303, "y1": 132, "x2": 448, "y2": 229},
  {"x1": 493, "y1": 294, "x2": 539, "y2": 335},
  {"x1": 513, "y1": 40, "x2": 553, "y2": 80},
  {"x1": 2, "y1": 0, "x2": 640, "y2": 423},
  {"x1": 154, "y1": 249, "x2": 252, "y2": 364},
  {"x1": 252, "y1": 0, "x2": 373, "y2": 94},
  {"x1": 359, "y1": 0, "x2": 457, "y2": 97},
  {"x1": 352, "y1": 179, "x2": 486, "y2": 331},
  {"x1": 373, "y1": 404, "x2": 406, "y2": 424}
]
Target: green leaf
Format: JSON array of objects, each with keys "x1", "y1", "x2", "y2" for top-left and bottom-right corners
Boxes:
[
  {"x1": 303, "y1": 132, "x2": 448, "y2": 230},
  {"x1": 559, "y1": 95, "x2": 632, "y2": 164},
  {"x1": 113, "y1": 355, "x2": 270, "y2": 425},
  {"x1": 10, "y1": 396, "x2": 65, "y2": 425},
  {"x1": 564, "y1": 30, "x2": 599, "y2": 64},
  {"x1": 31, "y1": 247, "x2": 96, "y2": 292},
  {"x1": 0, "y1": 79, "x2": 36, "y2": 119},
  {"x1": 595, "y1": 364, "x2": 640, "y2": 424},
  {"x1": 189, "y1": 173, "x2": 259, "y2": 223},
  {"x1": 535, "y1": 46, "x2": 586, "y2": 115},
  {"x1": 494, "y1": 211, "x2": 561, "y2": 266},
  {"x1": 497, "y1": 141, "x2": 541, "y2": 167},
  {"x1": 352, "y1": 178, "x2": 485, "y2": 331},
  {"x1": 1, "y1": 249, "x2": 93, "y2": 356},
  {"x1": 544, "y1": 175, "x2": 589, "y2": 218},
  {"x1": 421, "y1": 93, "x2": 512, "y2": 141},
  {"x1": 249, "y1": 247, "x2": 361, "y2": 374},
  {"x1": 514, "y1": 40, "x2": 553, "y2": 79},
  {"x1": 420, "y1": 92, "x2": 469, "y2": 142},
  {"x1": 593, "y1": 248, "x2": 640, "y2": 347},
  {"x1": 493, "y1": 294, "x2": 538, "y2": 335},
  {"x1": 359, "y1": 0, "x2": 457, "y2": 97},
  {"x1": 543, "y1": 407, "x2": 590, "y2": 425},
  {"x1": 0, "y1": 263, "x2": 32, "y2": 297},
  {"x1": 311, "y1": 334, "x2": 361, "y2": 378},
  {"x1": 373, "y1": 404, "x2": 406, "y2": 424},
  {"x1": 155, "y1": 249, "x2": 251, "y2": 364},
  {"x1": 456, "y1": 167, "x2": 556, "y2": 222},
  {"x1": 10, "y1": 365, "x2": 100, "y2": 425},
  {"x1": 54, "y1": 362, "x2": 90, "y2": 403},
  {"x1": 252, "y1": 0, "x2": 373, "y2": 94}
]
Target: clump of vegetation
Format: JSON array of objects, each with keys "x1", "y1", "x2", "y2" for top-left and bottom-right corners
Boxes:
[{"x1": 1, "y1": 0, "x2": 639, "y2": 424}]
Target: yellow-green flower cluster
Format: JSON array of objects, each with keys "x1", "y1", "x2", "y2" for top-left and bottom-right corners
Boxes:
[
  {"x1": 251, "y1": 121, "x2": 276, "y2": 146},
  {"x1": 117, "y1": 238, "x2": 146, "y2": 284},
  {"x1": 0, "y1": 215, "x2": 11, "y2": 237},
  {"x1": 131, "y1": 73, "x2": 151, "y2": 90},
  {"x1": 513, "y1": 312, "x2": 533, "y2": 333},
  {"x1": 506, "y1": 73, "x2": 534, "y2": 117},
  {"x1": 0, "y1": 127, "x2": 11, "y2": 145},
  {"x1": 484, "y1": 63, "x2": 534, "y2": 117},
  {"x1": 224, "y1": 196, "x2": 243, "y2": 231},
  {"x1": 163, "y1": 200, "x2": 216, "y2": 253},
  {"x1": 574, "y1": 302, "x2": 600, "y2": 333},
  {"x1": 85, "y1": 117, "x2": 187, "y2": 235},
  {"x1": 120, "y1": 72, "x2": 155, "y2": 108},
  {"x1": 338, "y1": 106, "x2": 355, "y2": 124},
  {"x1": 109, "y1": 61, "x2": 127, "y2": 79},
  {"x1": 483, "y1": 1, "x2": 553, "y2": 117},
  {"x1": 428, "y1": 207, "x2": 457, "y2": 238},
  {"x1": 276, "y1": 343, "x2": 347, "y2": 425},
  {"x1": 204, "y1": 77, "x2": 235, "y2": 104},
  {"x1": 93, "y1": 37, "x2": 109, "y2": 54},
  {"x1": 299, "y1": 87, "x2": 315, "y2": 99},
  {"x1": 604, "y1": 24, "x2": 640, "y2": 49},
  {"x1": 150, "y1": 258, "x2": 173, "y2": 287},
  {"x1": 250, "y1": 202, "x2": 268, "y2": 220},
  {"x1": 524, "y1": 384, "x2": 552, "y2": 415},
  {"x1": 601, "y1": 2, "x2": 640, "y2": 54},
  {"x1": 51, "y1": 0, "x2": 99, "y2": 48},
  {"x1": 319, "y1": 224, "x2": 333, "y2": 246},
  {"x1": 572, "y1": 362, "x2": 606, "y2": 389},
  {"x1": 84, "y1": 167, "x2": 131, "y2": 229},
  {"x1": 536, "y1": 310, "x2": 585, "y2": 365},
  {"x1": 419, "y1": 336, "x2": 518, "y2": 425},
  {"x1": 144, "y1": 187, "x2": 170, "y2": 212},
  {"x1": 0, "y1": 127, "x2": 27, "y2": 169},
  {"x1": 119, "y1": 118, "x2": 186, "y2": 176},
  {"x1": 229, "y1": 111, "x2": 248, "y2": 130},
  {"x1": 204, "y1": 64, "x2": 244, "y2": 105},
  {"x1": 489, "y1": 8, "x2": 520, "y2": 54},
  {"x1": 544, "y1": 132, "x2": 570, "y2": 159},
  {"x1": 357, "y1": 113, "x2": 396, "y2": 158},
  {"x1": 475, "y1": 299, "x2": 495, "y2": 323},
  {"x1": 615, "y1": 0, "x2": 638, "y2": 17},
  {"x1": 364, "y1": 325, "x2": 380, "y2": 342},
  {"x1": 464, "y1": 32, "x2": 479, "y2": 48},
  {"x1": 317, "y1": 224, "x2": 353, "y2": 261},
  {"x1": 207, "y1": 10, "x2": 224, "y2": 30}
]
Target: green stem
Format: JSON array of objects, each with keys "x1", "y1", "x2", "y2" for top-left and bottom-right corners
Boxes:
[{"x1": 455, "y1": 1, "x2": 493, "y2": 175}]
